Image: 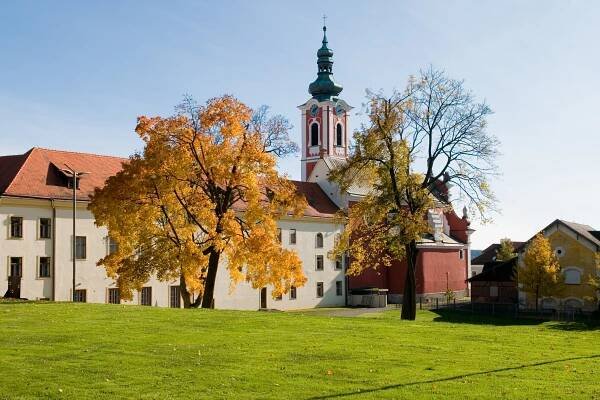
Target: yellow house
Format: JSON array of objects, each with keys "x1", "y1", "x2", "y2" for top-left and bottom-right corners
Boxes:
[{"x1": 519, "y1": 219, "x2": 600, "y2": 312}]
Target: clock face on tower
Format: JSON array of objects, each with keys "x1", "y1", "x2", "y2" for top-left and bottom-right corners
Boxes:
[
  {"x1": 335, "y1": 104, "x2": 344, "y2": 116},
  {"x1": 310, "y1": 104, "x2": 319, "y2": 117}
]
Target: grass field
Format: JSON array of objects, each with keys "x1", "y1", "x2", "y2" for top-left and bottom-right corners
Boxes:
[{"x1": 1, "y1": 302, "x2": 599, "y2": 399}]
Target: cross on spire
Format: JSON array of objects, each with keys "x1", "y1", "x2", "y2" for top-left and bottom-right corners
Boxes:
[{"x1": 322, "y1": 14, "x2": 327, "y2": 29}]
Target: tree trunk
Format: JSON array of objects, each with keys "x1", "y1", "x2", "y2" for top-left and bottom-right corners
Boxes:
[
  {"x1": 401, "y1": 240, "x2": 419, "y2": 320},
  {"x1": 201, "y1": 249, "x2": 221, "y2": 309},
  {"x1": 535, "y1": 286, "x2": 539, "y2": 313},
  {"x1": 180, "y1": 275, "x2": 201, "y2": 308}
]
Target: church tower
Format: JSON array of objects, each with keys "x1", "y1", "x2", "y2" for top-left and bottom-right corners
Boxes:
[{"x1": 299, "y1": 24, "x2": 353, "y2": 181}]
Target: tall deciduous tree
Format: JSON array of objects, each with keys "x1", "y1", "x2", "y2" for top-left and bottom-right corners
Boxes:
[
  {"x1": 90, "y1": 95, "x2": 307, "y2": 308},
  {"x1": 584, "y1": 253, "x2": 600, "y2": 314},
  {"x1": 496, "y1": 238, "x2": 517, "y2": 261},
  {"x1": 331, "y1": 67, "x2": 498, "y2": 320},
  {"x1": 520, "y1": 233, "x2": 563, "y2": 312}
]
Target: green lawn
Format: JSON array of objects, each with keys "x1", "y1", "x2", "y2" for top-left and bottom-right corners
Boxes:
[{"x1": 1, "y1": 303, "x2": 599, "y2": 399}]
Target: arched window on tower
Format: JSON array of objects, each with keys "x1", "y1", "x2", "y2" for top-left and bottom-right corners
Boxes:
[
  {"x1": 336, "y1": 123, "x2": 343, "y2": 147},
  {"x1": 310, "y1": 123, "x2": 319, "y2": 146}
]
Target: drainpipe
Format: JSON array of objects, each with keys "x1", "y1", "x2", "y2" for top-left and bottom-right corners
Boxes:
[{"x1": 51, "y1": 199, "x2": 56, "y2": 301}]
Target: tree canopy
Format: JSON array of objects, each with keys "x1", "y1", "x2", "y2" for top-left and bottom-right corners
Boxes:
[
  {"x1": 520, "y1": 233, "x2": 563, "y2": 311},
  {"x1": 89, "y1": 95, "x2": 307, "y2": 308},
  {"x1": 331, "y1": 67, "x2": 498, "y2": 320},
  {"x1": 496, "y1": 238, "x2": 517, "y2": 261}
]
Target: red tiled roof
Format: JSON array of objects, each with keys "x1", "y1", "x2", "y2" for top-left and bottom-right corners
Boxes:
[
  {"x1": 0, "y1": 147, "x2": 126, "y2": 201},
  {"x1": 0, "y1": 148, "x2": 339, "y2": 218},
  {"x1": 291, "y1": 180, "x2": 339, "y2": 218}
]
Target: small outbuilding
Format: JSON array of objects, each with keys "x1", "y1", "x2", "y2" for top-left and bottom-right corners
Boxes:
[{"x1": 468, "y1": 257, "x2": 518, "y2": 304}]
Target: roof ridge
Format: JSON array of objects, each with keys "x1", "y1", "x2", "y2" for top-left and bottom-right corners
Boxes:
[{"x1": 30, "y1": 146, "x2": 129, "y2": 161}]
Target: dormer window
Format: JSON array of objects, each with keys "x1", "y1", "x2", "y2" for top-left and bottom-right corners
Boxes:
[{"x1": 310, "y1": 123, "x2": 319, "y2": 146}]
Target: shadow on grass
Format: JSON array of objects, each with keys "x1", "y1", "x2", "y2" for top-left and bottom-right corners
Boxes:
[
  {"x1": 307, "y1": 353, "x2": 600, "y2": 399},
  {"x1": 0, "y1": 299, "x2": 52, "y2": 306},
  {"x1": 430, "y1": 309, "x2": 545, "y2": 326},
  {"x1": 431, "y1": 309, "x2": 600, "y2": 331},
  {"x1": 546, "y1": 320, "x2": 600, "y2": 331}
]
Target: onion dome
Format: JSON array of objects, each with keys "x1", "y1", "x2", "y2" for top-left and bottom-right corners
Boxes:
[{"x1": 308, "y1": 25, "x2": 343, "y2": 101}]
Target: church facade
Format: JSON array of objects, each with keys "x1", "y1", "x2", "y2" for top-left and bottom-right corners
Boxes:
[
  {"x1": 297, "y1": 26, "x2": 473, "y2": 303},
  {"x1": 0, "y1": 25, "x2": 472, "y2": 308}
]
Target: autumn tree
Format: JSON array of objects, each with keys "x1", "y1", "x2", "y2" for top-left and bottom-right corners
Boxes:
[
  {"x1": 520, "y1": 233, "x2": 564, "y2": 312},
  {"x1": 89, "y1": 95, "x2": 307, "y2": 308},
  {"x1": 584, "y1": 253, "x2": 600, "y2": 314},
  {"x1": 331, "y1": 67, "x2": 498, "y2": 320},
  {"x1": 496, "y1": 238, "x2": 517, "y2": 261}
]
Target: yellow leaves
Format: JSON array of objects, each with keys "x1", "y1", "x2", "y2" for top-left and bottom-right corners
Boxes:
[
  {"x1": 520, "y1": 233, "x2": 564, "y2": 298},
  {"x1": 90, "y1": 95, "x2": 307, "y2": 303}
]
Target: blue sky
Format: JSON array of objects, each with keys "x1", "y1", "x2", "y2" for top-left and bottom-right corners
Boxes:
[{"x1": 1, "y1": 1, "x2": 599, "y2": 249}]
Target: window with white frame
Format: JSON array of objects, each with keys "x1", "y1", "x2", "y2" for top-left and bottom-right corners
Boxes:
[
  {"x1": 10, "y1": 216, "x2": 23, "y2": 238},
  {"x1": 108, "y1": 288, "x2": 120, "y2": 304},
  {"x1": 9, "y1": 257, "x2": 22, "y2": 277},
  {"x1": 289, "y1": 229, "x2": 297, "y2": 245},
  {"x1": 39, "y1": 218, "x2": 51, "y2": 239},
  {"x1": 290, "y1": 286, "x2": 297, "y2": 300},
  {"x1": 170, "y1": 286, "x2": 181, "y2": 308},
  {"x1": 39, "y1": 257, "x2": 51, "y2": 278},
  {"x1": 336, "y1": 123, "x2": 343, "y2": 146},
  {"x1": 316, "y1": 255, "x2": 324, "y2": 271},
  {"x1": 108, "y1": 237, "x2": 118, "y2": 255},
  {"x1": 335, "y1": 257, "x2": 343, "y2": 271},
  {"x1": 73, "y1": 289, "x2": 87, "y2": 303},
  {"x1": 75, "y1": 236, "x2": 87, "y2": 259},
  {"x1": 316, "y1": 282, "x2": 324, "y2": 298},
  {"x1": 310, "y1": 123, "x2": 319, "y2": 146},
  {"x1": 141, "y1": 287, "x2": 152, "y2": 306},
  {"x1": 315, "y1": 233, "x2": 323, "y2": 248}
]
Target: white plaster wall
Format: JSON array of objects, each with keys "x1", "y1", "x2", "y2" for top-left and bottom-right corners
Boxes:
[
  {"x1": 0, "y1": 203, "x2": 54, "y2": 299},
  {"x1": 1, "y1": 199, "x2": 345, "y2": 310}
]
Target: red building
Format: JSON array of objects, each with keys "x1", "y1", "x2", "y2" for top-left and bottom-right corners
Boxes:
[{"x1": 299, "y1": 25, "x2": 473, "y2": 303}]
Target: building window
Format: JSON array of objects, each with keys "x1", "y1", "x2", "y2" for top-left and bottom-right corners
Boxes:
[
  {"x1": 9, "y1": 257, "x2": 22, "y2": 277},
  {"x1": 310, "y1": 122, "x2": 319, "y2": 146},
  {"x1": 39, "y1": 218, "x2": 51, "y2": 239},
  {"x1": 459, "y1": 249, "x2": 464, "y2": 259},
  {"x1": 315, "y1": 233, "x2": 323, "y2": 248},
  {"x1": 108, "y1": 288, "x2": 120, "y2": 304},
  {"x1": 10, "y1": 216, "x2": 23, "y2": 238},
  {"x1": 490, "y1": 286, "x2": 498, "y2": 297},
  {"x1": 554, "y1": 246, "x2": 565, "y2": 258},
  {"x1": 336, "y1": 123, "x2": 343, "y2": 146},
  {"x1": 290, "y1": 286, "x2": 297, "y2": 300},
  {"x1": 275, "y1": 293, "x2": 282, "y2": 301},
  {"x1": 289, "y1": 229, "x2": 297, "y2": 245},
  {"x1": 335, "y1": 257, "x2": 343, "y2": 271},
  {"x1": 73, "y1": 289, "x2": 87, "y2": 303},
  {"x1": 75, "y1": 236, "x2": 87, "y2": 259},
  {"x1": 336, "y1": 280, "x2": 343, "y2": 296},
  {"x1": 141, "y1": 287, "x2": 152, "y2": 306},
  {"x1": 316, "y1": 255, "x2": 324, "y2": 271},
  {"x1": 316, "y1": 282, "x2": 324, "y2": 298},
  {"x1": 108, "y1": 237, "x2": 118, "y2": 255},
  {"x1": 277, "y1": 228, "x2": 282, "y2": 243},
  {"x1": 170, "y1": 286, "x2": 181, "y2": 308},
  {"x1": 39, "y1": 257, "x2": 51, "y2": 278},
  {"x1": 564, "y1": 268, "x2": 582, "y2": 285}
]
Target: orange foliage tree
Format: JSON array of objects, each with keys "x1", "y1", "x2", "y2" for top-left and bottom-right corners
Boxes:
[{"x1": 89, "y1": 95, "x2": 307, "y2": 308}]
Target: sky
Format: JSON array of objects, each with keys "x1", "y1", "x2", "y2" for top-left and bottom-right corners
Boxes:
[{"x1": 1, "y1": 0, "x2": 599, "y2": 250}]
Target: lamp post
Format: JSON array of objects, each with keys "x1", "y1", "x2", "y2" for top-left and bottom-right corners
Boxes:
[{"x1": 62, "y1": 164, "x2": 89, "y2": 302}]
